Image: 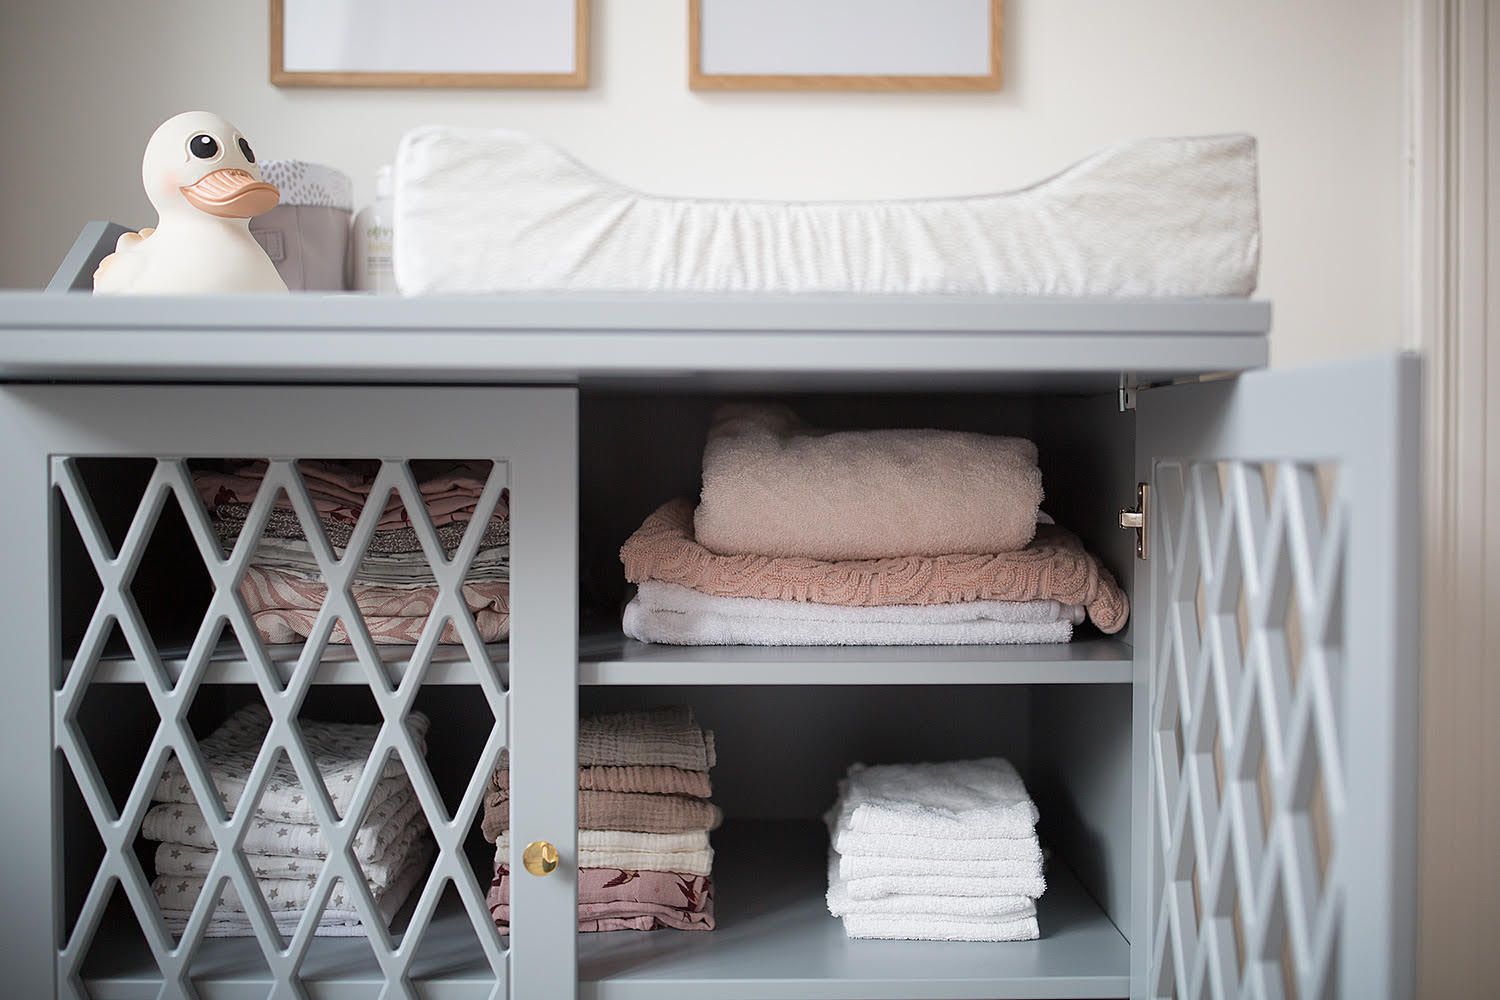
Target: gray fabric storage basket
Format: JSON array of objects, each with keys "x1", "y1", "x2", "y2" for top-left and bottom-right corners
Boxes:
[{"x1": 249, "y1": 161, "x2": 353, "y2": 291}]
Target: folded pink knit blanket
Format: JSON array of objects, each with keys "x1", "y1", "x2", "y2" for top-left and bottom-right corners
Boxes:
[
  {"x1": 694, "y1": 404, "x2": 1042, "y2": 559},
  {"x1": 240, "y1": 564, "x2": 510, "y2": 644},
  {"x1": 489, "y1": 866, "x2": 715, "y2": 932},
  {"x1": 622, "y1": 499, "x2": 1128, "y2": 634}
]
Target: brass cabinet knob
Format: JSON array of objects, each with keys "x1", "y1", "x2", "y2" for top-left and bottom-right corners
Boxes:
[{"x1": 522, "y1": 840, "x2": 559, "y2": 876}]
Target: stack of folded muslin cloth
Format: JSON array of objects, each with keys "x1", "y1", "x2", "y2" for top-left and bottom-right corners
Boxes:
[
  {"x1": 193, "y1": 460, "x2": 509, "y2": 644},
  {"x1": 145, "y1": 705, "x2": 433, "y2": 937},
  {"x1": 620, "y1": 404, "x2": 1128, "y2": 645},
  {"x1": 826, "y1": 758, "x2": 1044, "y2": 941},
  {"x1": 483, "y1": 706, "x2": 720, "y2": 931}
]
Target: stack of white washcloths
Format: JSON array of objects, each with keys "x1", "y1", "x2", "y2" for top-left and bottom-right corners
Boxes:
[
  {"x1": 825, "y1": 758, "x2": 1045, "y2": 942},
  {"x1": 144, "y1": 705, "x2": 433, "y2": 937}
]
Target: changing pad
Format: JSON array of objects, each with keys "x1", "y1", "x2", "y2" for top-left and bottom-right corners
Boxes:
[{"x1": 393, "y1": 128, "x2": 1259, "y2": 297}]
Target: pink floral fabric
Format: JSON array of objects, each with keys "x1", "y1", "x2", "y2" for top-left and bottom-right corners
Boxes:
[{"x1": 488, "y1": 866, "x2": 715, "y2": 932}]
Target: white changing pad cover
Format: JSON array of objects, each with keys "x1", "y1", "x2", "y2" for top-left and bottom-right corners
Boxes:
[{"x1": 393, "y1": 128, "x2": 1259, "y2": 297}]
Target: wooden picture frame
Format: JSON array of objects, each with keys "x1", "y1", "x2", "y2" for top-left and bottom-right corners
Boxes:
[
  {"x1": 689, "y1": 0, "x2": 1002, "y2": 92},
  {"x1": 271, "y1": 0, "x2": 589, "y2": 88}
]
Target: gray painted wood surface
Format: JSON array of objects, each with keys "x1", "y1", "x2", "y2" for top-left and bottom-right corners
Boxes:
[
  {"x1": 0, "y1": 291, "x2": 1268, "y2": 390},
  {"x1": 2, "y1": 226, "x2": 1270, "y2": 389},
  {"x1": 45, "y1": 222, "x2": 130, "y2": 293},
  {"x1": 1, "y1": 238, "x2": 1420, "y2": 1000},
  {"x1": 1137, "y1": 354, "x2": 1421, "y2": 1000},
  {"x1": 3, "y1": 386, "x2": 581, "y2": 999}
]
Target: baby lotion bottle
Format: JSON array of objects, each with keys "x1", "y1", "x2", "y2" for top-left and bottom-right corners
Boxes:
[{"x1": 350, "y1": 165, "x2": 396, "y2": 293}]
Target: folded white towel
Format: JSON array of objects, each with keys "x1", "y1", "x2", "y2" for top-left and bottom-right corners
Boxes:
[
  {"x1": 158, "y1": 842, "x2": 432, "y2": 938},
  {"x1": 826, "y1": 854, "x2": 1037, "y2": 920},
  {"x1": 623, "y1": 585, "x2": 1076, "y2": 646},
  {"x1": 838, "y1": 851, "x2": 1042, "y2": 881},
  {"x1": 841, "y1": 869, "x2": 1046, "y2": 900},
  {"x1": 832, "y1": 758, "x2": 1039, "y2": 840},
  {"x1": 841, "y1": 911, "x2": 1040, "y2": 942},
  {"x1": 831, "y1": 827, "x2": 1044, "y2": 862},
  {"x1": 637, "y1": 582, "x2": 1083, "y2": 626}
]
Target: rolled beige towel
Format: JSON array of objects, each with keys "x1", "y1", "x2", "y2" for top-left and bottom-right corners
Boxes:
[{"x1": 694, "y1": 404, "x2": 1042, "y2": 560}]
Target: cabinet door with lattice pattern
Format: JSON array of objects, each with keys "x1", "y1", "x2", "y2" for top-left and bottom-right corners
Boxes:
[
  {"x1": 1136, "y1": 355, "x2": 1420, "y2": 1000},
  {"x1": 0, "y1": 385, "x2": 579, "y2": 999}
]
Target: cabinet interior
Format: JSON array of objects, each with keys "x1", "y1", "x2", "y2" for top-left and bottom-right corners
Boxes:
[{"x1": 57, "y1": 385, "x2": 1142, "y2": 993}]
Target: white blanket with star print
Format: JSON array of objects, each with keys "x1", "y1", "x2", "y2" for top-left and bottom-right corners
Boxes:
[
  {"x1": 153, "y1": 815, "x2": 426, "y2": 893},
  {"x1": 155, "y1": 842, "x2": 433, "y2": 938},
  {"x1": 142, "y1": 780, "x2": 424, "y2": 864},
  {"x1": 150, "y1": 705, "x2": 430, "y2": 824}
]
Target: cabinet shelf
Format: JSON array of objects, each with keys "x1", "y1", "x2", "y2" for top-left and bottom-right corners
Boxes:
[
  {"x1": 80, "y1": 889, "x2": 499, "y2": 999},
  {"x1": 81, "y1": 821, "x2": 1128, "y2": 1000},
  {"x1": 75, "y1": 635, "x2": 509, "y2": 686},
  {"x1": 578, "y1": 631, "x2": 1134, "y2": 685},
  {"x1": 75, "y1": 631, "x2": 1133, "y2": 687},
  {"x1": 581, "y1": 821, "x2": 1129, "y2": 999}
]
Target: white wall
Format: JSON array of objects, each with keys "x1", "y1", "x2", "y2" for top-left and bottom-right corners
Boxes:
[{"x1": 0, "y1": 0, "x2": 1406, "y2": 365}]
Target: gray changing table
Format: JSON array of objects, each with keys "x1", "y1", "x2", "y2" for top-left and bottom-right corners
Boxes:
[{"x1": 0, "y1": 225, "x2": 1420, "y2": 999}]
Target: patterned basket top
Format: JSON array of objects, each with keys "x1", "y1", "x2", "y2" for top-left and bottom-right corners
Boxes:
[{"x1": 259, "y1": 160, "x2": 354, "y2": 211}]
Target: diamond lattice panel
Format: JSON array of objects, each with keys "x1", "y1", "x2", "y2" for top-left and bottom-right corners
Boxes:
[
  {"x1": 1151, "y1": 460, "x2": 1347, "y2": 1000},
  {"x1": 54, "y1": 457, "x2": 510, "y2": 998}
]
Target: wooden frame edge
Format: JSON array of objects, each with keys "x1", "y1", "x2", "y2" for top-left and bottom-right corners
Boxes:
[
  {"x1": 270, "y1": 0, "x2": 590, "y2": 89},
  {"x1": 688, "y1": 0, "x2": 1002, "y2": 92}
]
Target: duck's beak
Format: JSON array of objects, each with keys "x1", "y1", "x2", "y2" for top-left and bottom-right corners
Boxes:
[{"x1": 180, "y1": 168, "x2": 279, "y2": 218}]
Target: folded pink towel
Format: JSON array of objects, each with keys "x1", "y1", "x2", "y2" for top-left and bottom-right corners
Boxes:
[{"x1": 694, "y1": 404, "x2": 1042, "y2": 559}]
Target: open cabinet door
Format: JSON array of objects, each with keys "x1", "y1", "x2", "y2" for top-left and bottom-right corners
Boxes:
[{"x1": 1135, "y1": 354, "x2": 1420, "y2": 1000}]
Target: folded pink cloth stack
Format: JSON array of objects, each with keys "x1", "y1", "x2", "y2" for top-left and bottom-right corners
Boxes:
[
  {"x1": 619, "y1": 405, "x2": 1129, "y2": 644},
  {"x1": 623, "y1": 500, "x2": 1128, "y2": 635},
  {"x1": 192, "y1": 460, "x2": 510, "y2": 646},
  {"x1": 241, "y1": 565, "x2": 509, "y2": 645},
  {"x1": 484, "y1": 706, "x2": 719, "y2": 933}
]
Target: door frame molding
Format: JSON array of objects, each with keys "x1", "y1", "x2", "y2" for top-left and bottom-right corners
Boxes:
[{"x1": 1407, "y1": 0, "x2": 1497, "y2": 993}]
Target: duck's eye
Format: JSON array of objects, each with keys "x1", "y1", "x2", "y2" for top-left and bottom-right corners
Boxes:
[
  {"x1": 237, "y1": 137, "x2": 255, "y2": 163},
  {"x1": 189, "y1": 134, "x2": 219, "y2": 159}
]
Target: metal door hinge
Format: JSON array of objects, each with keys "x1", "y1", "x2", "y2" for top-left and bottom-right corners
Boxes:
[
  {"x1": 1118, "y1": 373, "x2": 1137, "y2": 412},
  {"x1": 1120, "y1": 482, "x2": 1149, "y2": 559}
]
